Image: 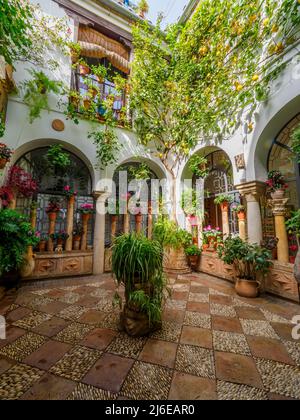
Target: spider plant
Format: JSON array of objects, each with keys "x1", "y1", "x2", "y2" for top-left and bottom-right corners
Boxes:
[{"x1": 112, "y1": 233, "x2": 168, "y2": 325}]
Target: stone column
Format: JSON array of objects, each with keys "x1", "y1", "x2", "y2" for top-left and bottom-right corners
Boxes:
[
  {"x1": 124, "y1": 203, "x2": 130, "y2": 234},
  {"x1": 236, "y1": 181, "x2": 265, "y2": 244},
  {"x1": 93, "y1": 191, "x2": 110, "y2": 275},
  {"x1": 268, "y1": 198, "x2": 289, "y2": 263},
  {"x1": 80, "y1": 213, "x2": 90, "y2": 251},
  {"x1": 65, "y1": 195, "x2": 75, "y2": 251},
  {"x1": 47, "y1": 212, "x2": 57, "y2": 252},
  {"x1": 111, "y1": 215, "x2": 118, "y2": 241}
]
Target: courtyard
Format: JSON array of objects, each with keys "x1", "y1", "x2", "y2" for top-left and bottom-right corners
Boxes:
[{"x1": 0, "y1": 273, "x2": 299, "y2": 401}]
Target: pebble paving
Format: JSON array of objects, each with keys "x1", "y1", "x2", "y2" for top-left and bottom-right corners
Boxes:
[{"x1": 0, "y1": 272, "x2": 299, "y2": 400}]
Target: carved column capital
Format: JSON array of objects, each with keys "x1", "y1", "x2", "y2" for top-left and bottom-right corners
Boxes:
[
  {"x1": 93, "y1": 190, "x2": 111, "y2": 202},
  {"x1": 235, "y1": 181, "x2": 266, "y2": 202},
  {"x1": 268, "y1": 198, "x2": 289, "y2": 216}
]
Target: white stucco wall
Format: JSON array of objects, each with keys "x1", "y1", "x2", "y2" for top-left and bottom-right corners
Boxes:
[{"x1": 2, "y1": 0, "x2": 300, "y2": 214}]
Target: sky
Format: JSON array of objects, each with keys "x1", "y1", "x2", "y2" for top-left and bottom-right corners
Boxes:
[{"x1": 147, "y1": 0, "x2": 190, "y2": 26}]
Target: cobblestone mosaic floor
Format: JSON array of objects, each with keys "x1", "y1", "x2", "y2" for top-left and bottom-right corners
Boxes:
[{"x1": 0, "y1": 273, "x2": 300, "y2": 400}]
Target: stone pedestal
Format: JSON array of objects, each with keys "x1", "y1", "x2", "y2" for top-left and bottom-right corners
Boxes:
[
  {"x1": 220, "y1": 202, "x2": 230, "y2": 237},
  {"x1": 65, "y1": 196, "x2": 75, "y2": 251},
  {"x1": 93, "y1": 191, "x2": 110, "y2": 275},
  {"x1": 268, "y1": 198, "x2": 289, "y2": 263},
  {"x1": 47, "y1": 212, "x2": 57, "y2": 252},
  {"x1": 81, "y1": 213, "x2": 90, "y2": 251},
  {"x1": 237, "y1": 212, "x2": 246, "y2": 241},
  {"x1": 236, "y1": 181, "x2": 265, "y2": 244}
]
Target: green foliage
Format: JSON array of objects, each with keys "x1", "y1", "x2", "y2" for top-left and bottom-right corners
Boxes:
[
  {"x1": 189, "y1": 155, "x2": 209, "y2": 178},
  {"x1": 22, "y1": 70, "x2": 63, "y2": 123},
  {"x1": 214, "y1": 194, "x2": 233, "y2": 205},
  {"x1": 0, "y1": 113, "x2": 5, "y2": 138},
  {"x1": 0, "y1": 209, "x2": 39, "y2": 276},
  {"x1": 46, "y1": 145, "x2": 71, "y2": 171},
  {"x1": 130, "y1": 0, "x2": 300, "y2": 186},
  {"x1": 127, "y1": 163, "x2": 151, "y2": 180},
  {"x1": 185, "y1": 245, "x2": 202, "y2": 257},
  {"x1": 137, "y1": 0, "x2": 149, "y2": 15},
  {"x1": 218, "y1": 237, "x2": 272, "y2": 281},
  {"x1": 0, "y1": 0, "x2": 33, "y2": 65},
  {"x1": 90, "y1": 64, "x2": 107, "y2": 81},
  {"x1": 153, "y1": 217, "x2": 192, "y2": 249},
  {"x1": 88, "y1": 127, "x2": 122, "y2": 169},
  {"x1": 232, "y1": 204, "x2": 245, "y2": 213},
  {"x1": 286, "y1": 210, "x2": 300, "y2": 238},
  {"x1": 181, "y1": 188, "x2": 200, "y2": 216},
  {"x1": 112, "y1": 233, "x2": 167, "y2": 323},
  {"x1": 291, "y1": 125, "x2": 300, "y2": 162}
]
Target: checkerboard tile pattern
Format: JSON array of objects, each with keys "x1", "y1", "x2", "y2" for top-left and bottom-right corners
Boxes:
[{"x1": 0, "y1": 273, "x2": 299, "y2": 400}]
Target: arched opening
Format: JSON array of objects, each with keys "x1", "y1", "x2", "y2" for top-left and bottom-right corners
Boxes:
[
  {"x1": 15, "y1": 146, "x2": 94, "y2": 247},
  {"x1": 192, "y1": 149, "x2": 240, "y2": 234},
  {"x1": 105, "y1": 160, "x2": 162, "y2": 246}
]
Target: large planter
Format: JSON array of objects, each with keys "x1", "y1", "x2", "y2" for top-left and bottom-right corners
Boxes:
[
  {"x1": 120, "y1": 305, "x2": 161, "y2": 337},
  {"x1": 271, "y1": 189, "x2": 285, "y2": 199},
  {"x1": 163, "y1": 246, "x2": 191, "y2": 275},
  {"x1": 0, "y1": 158, "x2": 8, "y2": 170},
  {"x1": 235, "y1": 278, "x2": 259, "y2": 298},
  {"x1": 73, "y1": 235, "x2": 81, "y2": 251}
]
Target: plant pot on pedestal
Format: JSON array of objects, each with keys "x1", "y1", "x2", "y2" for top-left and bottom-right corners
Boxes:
[
  {"x1": 39, "y1": 241, "x2": 47, "y2": 253},
  {"x1": 235, "y1": 279, "x2": 259, "y2": 298},
  {"x1": 220, "y1": 202, "x2": 230, "y2": 212},
  {"x1": 271, "y1": 189, "x2": 285, "y2": 199},
  {"x1": 237, "y1": 211, "x2": 246, "y2": 221},
  {"x1": 73, "y1": 235, "x2": 81, "y2": 250}
]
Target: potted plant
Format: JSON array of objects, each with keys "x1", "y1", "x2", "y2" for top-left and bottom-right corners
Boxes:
[
  {"x1": 286, "y1": 210, "x2": 300, "y2": 283},
  {"x1": 46, "y1": 197, "x2": 61, "y2": 220},
  {"x1": 218, "y1": 236, "x2": 272, "y2": 298},
  {"x1": 0, "y1": 186, "x2": 14, "y2": 208},
  {"x1": 73, "y1": 223, "x2": 82, "y2": 250},
  {"x1": 214, "y1": 194, "x2": 233, "y2": 212},
  {"x1": 188, "y1": 155, "x2": 209, "y2": 178},
  {"x1": 46, "y1": 144, "x2": 71, "y2": 173},
  {"x1": 0, "y1": 143, "x2": 13, "y2": 169},
  {"x1": 22, "y1": 69, "x2": 63, "y2": 123},
  {"x1": 137, "y1": 0, "x2": 149, "y2": 18},
  {"x1": 266, "y1": 170, "x2": 288, "y2": 199},
  {"x1": 63, "y1": 184, "x2": 77, "y2": 201},
  {"x1": 112, "y1": 233, "x2": 168, "y2": 337},
  {"x1": 78, "y1": 203, "x2": 95, "y2": 251},
  {"x1": 232, "y1": 204, "x2": 246, "y2": 220},
  {"x1": 0, "y1": 209, "x2": 40, "y2": 287},
  {"x1": 37, "y1": 233, "x2": 49, "y2": 253},
  {"x1": 185, "y1": 245, "x2": 202, "y2": 270},
  {"x1": 78, "y1": 59, "x2": 90, "y2": 76},
  {"x1": 85, "y1": 78, "x2": 99, "y2": 98},
  {"x1": 202, "y1": 225, "x2": 223, "y2": 251},
  {"x1": 289, "y1": 244, "x2": 298, "y2": 264},
  {"x1": 260, "y1": 236, "x2": 279, "y2": 260},
  {"x1": 68, "y1": 42, "x2": 81, "y2": 63},
  {"x1": 90, "y1": 64, "x2": 107, "y2": 83},
  {"x1": 4, "y1": 165, "x2": 38, "y2": 209},
  {"x1": 153, "y1": 217, "x2": 192, "y2": 274}
]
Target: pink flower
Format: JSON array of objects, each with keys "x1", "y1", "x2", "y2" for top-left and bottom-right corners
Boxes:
[
  {"x1": 67, "y1": 28, "x2": 72, "y2": 34},
  {"x1": 64, "y1": 185, "x2": 70, "y2": 191},
  {"x1": 216, "y1": 227, "x2": 220, "y2": 231}
]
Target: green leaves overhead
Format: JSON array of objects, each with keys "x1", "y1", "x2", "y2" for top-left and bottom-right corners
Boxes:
[{"x1": 130, "y1": 0, "x2": 300, "y2": 179}]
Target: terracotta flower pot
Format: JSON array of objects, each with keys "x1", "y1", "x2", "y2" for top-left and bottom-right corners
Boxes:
[
  {"x1": 48, "y1": 212, "x2": 57, "y2": 222},
  {"x1": 39, "y1": 241, "x2": 47, "y2": 253},
  {"x1": 237, "y1": 211, "x2": 246, "y2": 221},
  {"x1": 135, "y1": 213, "x2": 143, "y2": 224},
  {"x1": 235, "y1": 278, "x2": 259, "y2": 298},
  {"x1": 73, "y1": 236, "x2": 81, "y2": 250},
  {"x1": 202, "y1": 244, "x2": 209, "y2": 251},
  {"x1": 83, "y1": 99, "x2": 91, "y2": 110},
  {"x1": 271, "y1": 189, "x2": 285, "y2": 199},
  {"x1": 82, "y1": 213, "x2": 91, "y2": 224},
  {"x1": 79, "y1": 64, "x2": 90, "y2": 75},
  {"x1": 0, "y1": 158, "x2": 8, "y2": 169},
  {"x1": 220, "y1": 202, "x2": 229, "y2": 212}
]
